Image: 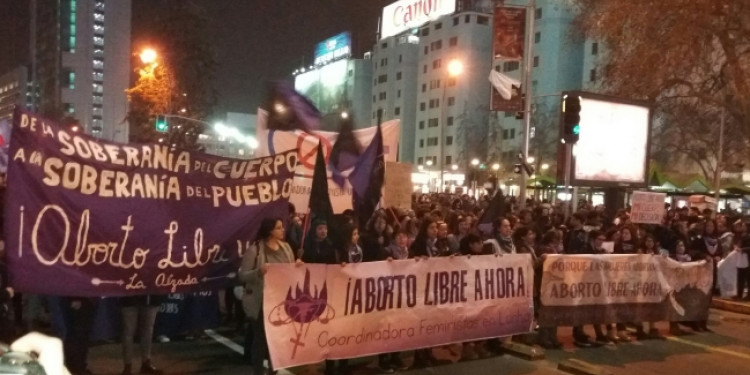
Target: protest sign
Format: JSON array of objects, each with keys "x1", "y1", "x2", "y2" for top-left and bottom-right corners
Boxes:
[
  {"x1": 5, "y1": 109, "x2": 296, "y2": 296},
  {"x1": 384, "y1": 162, "x2": 413, "y2": 210},
  {"x1": 630, "y1": 191, "x2": 666, "y2": 224},
  {"x1": 263, "y1": 254, "x2": 534, "y2": 369},
  {"x1": 539, "y1": 254, "x2": 712, "y2": 326}
]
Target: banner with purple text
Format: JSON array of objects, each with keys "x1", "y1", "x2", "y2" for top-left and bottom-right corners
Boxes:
[
  {"x1": 264, "y1": 254, "x2": 534, "y2": 369},
  {"x1": 539, "y1": 254, "x2": 712, "y2": 326},
  {"x1": 4, "y1": 109, "x2": 297, "y2": 296}
]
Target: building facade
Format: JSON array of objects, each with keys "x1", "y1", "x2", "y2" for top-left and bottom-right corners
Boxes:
[
  {"x1": 369, "y1": 33, "x2": 420, "y2": 163},
  {"x1": 0, "y1": 67, "x2": 31, "y2": 123},
  {"x1": 26, "y1": 0, "x2": 131, "y2": 142}
]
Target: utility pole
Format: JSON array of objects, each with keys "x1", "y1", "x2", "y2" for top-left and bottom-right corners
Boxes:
[
  {"x1": 519, "y1": 0, "x2": 536, "y2": 209},
  {"x1": 714, "y1": 106, "x2": 725, "y2": 210}
]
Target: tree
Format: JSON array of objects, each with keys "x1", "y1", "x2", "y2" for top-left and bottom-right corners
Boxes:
[
  {"x1": 127, "y1": 0, "x2": 218, "y2": 149},
  {"x1": 573, "y1": 0, "x2": 750, "y2": 177}
]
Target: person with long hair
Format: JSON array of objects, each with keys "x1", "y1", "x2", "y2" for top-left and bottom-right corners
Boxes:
[
  {"x1": 535, "y1": 229, "x2": 563, "y2": 349},
  {"x1": 239, "y1": 218, "x2": 296, "y2": 375},
  {"x1": 361, "y1": 213, "x2": 391, "y2": 262},
  {"x1": 409, "y1": 218, "x2": 440, "y2": 258},
  {"x1": 447, "y1": 215, "x2": 472, "y2": 254}
]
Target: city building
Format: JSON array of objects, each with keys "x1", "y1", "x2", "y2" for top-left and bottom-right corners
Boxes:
[
  {"x1": 0, "y1": 66, "x2": 31, "y2": 123},
  {"x1": 1, "y1": 0, "x2": 132, "y2": 142},
  {"x1": 369, "y1": 33, "x2": 420, "y2": 164}
]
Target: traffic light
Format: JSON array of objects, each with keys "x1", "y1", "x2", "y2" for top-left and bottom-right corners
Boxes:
[
  {"x1": 513, "y1": 163, "x2": 522, "y2": 174},
  {"x1": 563, "y1": 95, "x2": 581, "y2": 143},
  {"x1": 155, "y1": 115, "x2": 168, "y2": 132}
]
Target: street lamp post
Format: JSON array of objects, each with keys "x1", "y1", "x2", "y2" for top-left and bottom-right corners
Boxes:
[
  {"x1": 519, "y1": 0, "x2": 537, "y2": 209},
  {"x1": 440, "y1": 59, "x2": 463, "y2": 194},
  {"x1": 471, "y1": 158, "x2": 480, "y2": 199}
]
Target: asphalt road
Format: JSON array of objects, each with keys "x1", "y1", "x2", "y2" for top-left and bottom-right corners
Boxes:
[{"x1": 86, "y1": 309, "x2": 750, "y2": 375}]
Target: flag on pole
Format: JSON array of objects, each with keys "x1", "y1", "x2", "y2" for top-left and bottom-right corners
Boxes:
[
  {"x1": 263, "y1": 81, "x2": 321, "y2": 133},
  {"x1": 349, "y1": 123, "x2": 385, "y2": 228},
  {"x1": 308, "y1": 141, "x2": 334, "y2": 222},
  {"x1": 329, "y1": 114, "x2": 361, "y2": 187},
  {"x1": 488, "y1": 70, "x2": 521, "y2": 100}
]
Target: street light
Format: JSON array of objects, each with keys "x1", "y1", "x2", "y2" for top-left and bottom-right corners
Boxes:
[
  {"x1": 139, "y1": 48, "x2": 157, "y2": 65},
  {"x1": 526, "y1": 156, "x2": 535, "y2": 164},
  {"x1": 426, "y1": 159, "x2": 434, "y2": 166},
  {"x1": 451, "y1": 164, "x2": 458, "y2": 171},
  {"x1": 541, "y1": 163, "x2": 549, "y2": 171},
  {"x1": 471, "y1": 158, "x2": 480, "y2": 166},
  {"x1": 492, "y1": 163, "x2": 500, "y2": 171},
  {"x1": 440, "y1": 58, "x2": 463, "y2": 194}
]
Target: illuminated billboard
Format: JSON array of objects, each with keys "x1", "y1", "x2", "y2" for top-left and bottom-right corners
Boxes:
[
  {"x1": 558, "y1": 92, "x2": 652, "y2": 187},
  {"x1": 294, "y1": 59, "x2": 349, "y2": 114},
  {"x1": 381, "y1": 0, "x2": 456, "y2": 39},
  {"x1": 314, "y1": 32, "x2": 351, "y2": 66}
]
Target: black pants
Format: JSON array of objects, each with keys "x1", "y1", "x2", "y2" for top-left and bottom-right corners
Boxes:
[
  {"x1": 63, "y1": 298, "x2": 98, "y2": 373},
  {"x1": 738, "y1": 267, "x2": 750, "y2": 298},
  {"x1": 249, "y1": 317, "x2": 270, "y2": 374}
]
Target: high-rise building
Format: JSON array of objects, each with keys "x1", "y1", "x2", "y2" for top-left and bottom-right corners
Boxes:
[
  {"x1": 0, "y1": 67, "x2": 32, "y2": 123},
  {"x1": 2, "y1": 0, "x2": 132, "y2": 142},
  {"x1": 369, "y1": 33, "x2": 420, "y2": 163}
]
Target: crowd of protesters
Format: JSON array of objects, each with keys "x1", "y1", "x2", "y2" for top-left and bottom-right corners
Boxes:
[{"x1": 0, "y1": 191, "x2": 746, "y2": 375}]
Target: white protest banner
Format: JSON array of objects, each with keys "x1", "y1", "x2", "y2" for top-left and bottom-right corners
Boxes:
[
  {"x1": 539, "y1": 254, "x2": 713, "y2": 326},
  {"x1": 384, "y1": 162, "x2": 413, "y2": 210},
  {"x1": 255, "y1": 109, "x2": 400, "y2": 213},
  {"x1": 630, "y1": 191, "x2": 666, "y2": 224},
  {"x1": 263, "y1": 254, "x2": 534, "y2": 369}
]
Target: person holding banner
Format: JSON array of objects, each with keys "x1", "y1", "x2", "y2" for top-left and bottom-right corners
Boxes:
[
  {"x1": 239, "y1": 218, "x2": 297, "y2": 375},
  {"x1": 119, "y1": 295, "x2": 165, "y2": 375},
  {"x1": 407, "y1": 218, "x2": 443, "y2": 368},
  {"x1": 535, "y1": 229, "x2": 563, "y2": 349}
]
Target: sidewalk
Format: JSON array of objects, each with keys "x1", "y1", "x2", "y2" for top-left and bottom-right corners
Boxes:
[{"x1": 712, "y1": 297, "x2": 750, "y2": 315}]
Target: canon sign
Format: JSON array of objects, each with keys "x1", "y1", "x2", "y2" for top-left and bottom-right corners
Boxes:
[{"x1": 381, "y1": 0, "x2": 456, "y2": 39}]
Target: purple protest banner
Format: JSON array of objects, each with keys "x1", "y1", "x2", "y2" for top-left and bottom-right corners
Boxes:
[{"x1": 4, "y1": 108, "x2": 298, "y2": 296}]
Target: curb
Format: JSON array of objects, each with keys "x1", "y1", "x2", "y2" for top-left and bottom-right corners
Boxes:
[
  {"x1": 501, "y1": 341, "x2": 545, "y2": 361},
  {"x1": 557, "y1": 359, "x2": 612, "y2": 375},
  {"x1": 712, "y1": 298, "x2": 750, "y2": 315}
]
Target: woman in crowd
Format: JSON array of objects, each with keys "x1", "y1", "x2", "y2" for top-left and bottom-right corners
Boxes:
[
  {"x1": 361, "y1": 213, "x2": 391, "y2": 262},
  {"x1": 447, "y1": 215, "x2": 472, "y2": 254},
  {"x1": 239, "y1": 218, "x2": 296, "y2": 375},
  {"x1": 535, "y1": 229, "x2": 563, "y2": 349}
]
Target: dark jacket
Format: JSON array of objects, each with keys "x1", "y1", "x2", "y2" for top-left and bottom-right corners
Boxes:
[{"x1": 302, "y1": 237, "x2": 339, "y2": 264}]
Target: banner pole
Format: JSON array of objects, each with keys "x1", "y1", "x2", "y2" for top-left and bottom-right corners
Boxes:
[{"x1": 297, "y1": 209, "x2": 312, "y2": 259}]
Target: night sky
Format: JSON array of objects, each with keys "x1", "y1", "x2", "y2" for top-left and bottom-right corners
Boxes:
[{"x1": 134, "y1": 0, "x2": 394, "y2": 116}]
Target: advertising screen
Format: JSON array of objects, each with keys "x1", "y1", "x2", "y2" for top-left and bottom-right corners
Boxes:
[
  {"x1": 294, "y1": 59, "x2": 349, "y2": 114},
  {"x1": 565, "y1": 93, "x2": 651, "y2": 186},
  {"x1": 314, "y1": 32, "x2": 351, "y2": 66}
]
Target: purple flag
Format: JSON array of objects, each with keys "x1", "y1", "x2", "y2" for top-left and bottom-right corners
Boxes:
[
  {"x1": 264, "y1": 81, "x2": 321, "y2": 133},
  {"x1": 5, "y1": 108, "x2": 297, "y2": 297},
  {"x1": 348, "y1": 123, "x2": 384, "y2": 227}
]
